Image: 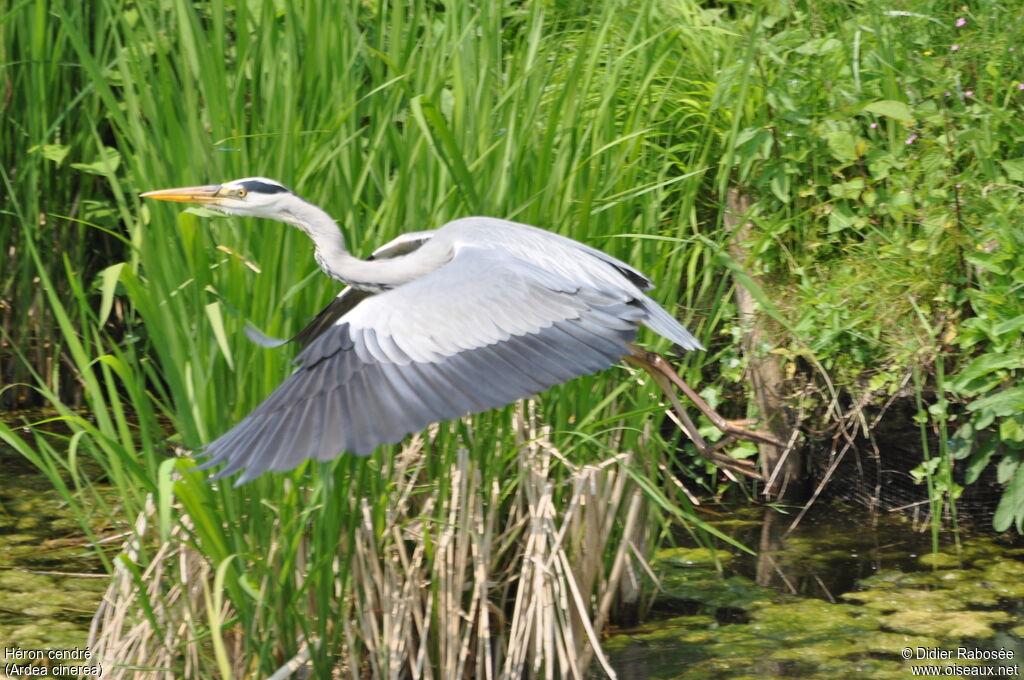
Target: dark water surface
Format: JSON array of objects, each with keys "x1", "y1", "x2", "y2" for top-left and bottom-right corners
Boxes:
[
  {"x1": 0, "y1": 435, "x2": 108, "y2": 652},
  {"x1": 601, "y1": 504, "x2": 1024, "y2": 679}
]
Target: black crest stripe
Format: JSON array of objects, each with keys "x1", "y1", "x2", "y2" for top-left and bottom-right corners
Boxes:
[{"x1": 239, "y1": 180, "x2": 290, "y2": 194}]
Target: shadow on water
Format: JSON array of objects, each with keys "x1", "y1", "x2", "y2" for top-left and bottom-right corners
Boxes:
[
  {"x1": 0, "y1": 429, "x2": 108, "y2": 651},
  {"x1": 600, "y1": 503, "x2": 1024, "y2": 680}
]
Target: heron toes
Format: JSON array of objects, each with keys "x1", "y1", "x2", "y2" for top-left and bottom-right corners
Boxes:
[{"x1": 719, "y1": 418, "x2": 788, "y2": 449}]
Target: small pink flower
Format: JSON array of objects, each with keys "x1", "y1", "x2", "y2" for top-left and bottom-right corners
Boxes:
[
  {"x1": 870, "y1": 122, "x2": 878, "y2": 128},
  {"x1": 905, "y1": 134, "x2": 918, "y2": 144},
  {"x1": 951, "y1": 44, "x2": 960, "y2": 51},
  {"x1": 955, "y1": 17, "x2": 966, "y2": 27},
  {"x1": 956, "y1": 183, "x2": 962, "y2": 188},
  {"x1": 945, "y1": 91, "x2": 952, "y2": 97},
  {"x1": 965, "y1": 90, "x2": 974, "y2": 96},
  {"x1": 1018, "y1": 83, "x2": 1024, "y2": 90}
]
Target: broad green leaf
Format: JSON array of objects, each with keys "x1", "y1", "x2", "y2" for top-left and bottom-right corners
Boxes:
[
  {"x1": 999, "y1": 158, "x2": 1024, "y2": 182},
  {"x1": 794, "y1": 37, "x2": 841, "y2": 55},
  {"x1": 825, "y1": 130, "x2": 862, "y2": 162},
  {"x1": 28, "y1": 143, "x2": 71, "y2": 165},
  {"x1": 1000, "y1": 416, "x2": 1024, "y2": 444},
  {"x1": 70, "y1": 146, "x2": 121, "y2": 176},
  {"x1": 967, "y1": 386, "x2": 1024, "y2": 418},
  {"x1": 950, "y1": 352, "x2": 1024, "y2": 394},
  {"x1": 964, "y1": 251, "x2": 1008, "y2": 275},
  {"x1": 993, "y1": 462, "x2": 1024, "y2": 532},
  {"x1": 992, "y1": 314, "x2": 1024, "y2": 337},
  {"x1": 827, "y1": 203, "x2": 858, "y2": 232},
  {"x1": 863, "y1": 100, "x2": 914, "y2": 122},
  {"x1": 828, "y1": 177, "x2": 865, "y2": 199},
  {"x1": 965, "y1": 436, "x2": 998, "y2": 484}
]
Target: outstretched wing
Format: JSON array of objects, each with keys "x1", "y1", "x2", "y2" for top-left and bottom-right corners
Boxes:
[{"x1": 198, "y1": 246, "x2": 649, "y2": 483}]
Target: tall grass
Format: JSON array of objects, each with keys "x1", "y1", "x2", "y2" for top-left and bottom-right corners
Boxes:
[{"x1": 2, "y1": 0, "x2": 746, "y2": 675}]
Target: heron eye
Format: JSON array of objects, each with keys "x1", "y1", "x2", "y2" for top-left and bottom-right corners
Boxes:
[{"x1": 237, "y1": 188, "x2": 248, "y2": 198}]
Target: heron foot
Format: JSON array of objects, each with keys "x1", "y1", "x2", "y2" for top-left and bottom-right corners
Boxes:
[{"x1": 626, "y1": 347, "x2": 786, "y2": 481}]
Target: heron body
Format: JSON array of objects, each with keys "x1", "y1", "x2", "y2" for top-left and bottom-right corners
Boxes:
[{"x1": 142, "y1": 178, "x2": 702, "y2": 484}]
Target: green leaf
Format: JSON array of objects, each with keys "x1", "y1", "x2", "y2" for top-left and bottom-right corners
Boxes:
[
  {"x1": 794, "y1": 37, "x2": 841, "y2": 55},
  {"x1": 828, "y1": 177, "x2": 865, "y2": 199},
  {"x1": 827, "y1": 203, "x2": 859, "y2": 232},
  {"x1": 951, "y1": 352, "x2": 1024, "y2": 394},
  {"x1": 965, "y1": 436, "x2": 998, "y2": 484},
  {"x1": 97, "y1": 262, "x2": 126, "y2": 325},
  {"x1": 967, "y1": 386, "x2": 1024, "y2": 418},
  {"x1": 204, "y1": 301, "x2": 234, "y2": 371},
  {"x1": 992, "y1": 314, "x2": 1024, "y2": 337},
  {"x1": 769, "y1": 167, "x2": 790, "y2": 203},
  {"x1": 999, "y1": 158, "x2": 1024, "y2": 182},
  {"x1": 28, "y1": 143, "x2": 71, "y2": 165},
  {"x1": 964, "y1": 251, "x2": 1008, "y2": 275},
  {"x1": 863, "y1": 100, "x2": 914, "y2": 122},
  {"x1": 993, "y1": 462, "x2": 1024, "y2": 532},
  {"x1": 1000, "y1": 416, "x2": 1024, "y2": 444},
  {"x1": 824, "y1": 130, "x2": 862, "y2": 162},
  {"x1": 70, "y1": 146, "x2": 121, "y2": 176}
]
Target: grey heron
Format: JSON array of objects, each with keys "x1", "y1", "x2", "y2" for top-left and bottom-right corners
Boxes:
[{"x1": 142, "y1": 177, "x2": 778, "y2": 484}]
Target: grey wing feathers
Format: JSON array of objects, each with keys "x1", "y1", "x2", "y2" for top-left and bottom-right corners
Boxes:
[{"x1": 198, "y1": 237, "x2": 699, "y2": 483}]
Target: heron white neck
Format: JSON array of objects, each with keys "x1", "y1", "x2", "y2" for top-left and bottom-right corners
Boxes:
[{"x1": 280, "y1": 196, "x2": 420, "y2": 290}]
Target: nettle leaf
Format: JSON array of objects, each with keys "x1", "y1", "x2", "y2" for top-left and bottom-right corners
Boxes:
[
  {"x1": 863, "y1": 100, "x2": 914, "y2": 122},
  {"x1": 794, "y1": 37, "x2": 841, "y2": 55},
  {"x1": 825, "y1": 130, "x2": 862, "y2": 162},
  {"x1": 827, "y1": 177, "x2": 865, "y2": 199},
  {"x1": 999, "y1": 158, "x2": 1024, "y2": 182}
]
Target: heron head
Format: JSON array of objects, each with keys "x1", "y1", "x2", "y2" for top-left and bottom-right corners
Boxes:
[{"x1": 141, "y1": 177, "x2": 295, "y2": 219}]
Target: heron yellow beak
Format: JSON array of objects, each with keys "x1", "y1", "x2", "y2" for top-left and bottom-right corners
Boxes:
[{"x1": 140, "y1": 185, "x2": 223, "y2": 204}]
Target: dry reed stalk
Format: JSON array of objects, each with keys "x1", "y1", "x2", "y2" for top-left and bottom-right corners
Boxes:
[{"x1": 88, "y1": 494, "x2": 241, "y2": 679}]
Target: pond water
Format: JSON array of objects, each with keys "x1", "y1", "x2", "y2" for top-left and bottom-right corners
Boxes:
[
  {"x1": 0, "y1": 440, "x2": 108, "y2": 651},
  {"x1": 601, "y1": 504, "x2": 1024, "y2": 679},
  {"x1": 4, "y1": 433, "x2": 1024, "y2": 679}
]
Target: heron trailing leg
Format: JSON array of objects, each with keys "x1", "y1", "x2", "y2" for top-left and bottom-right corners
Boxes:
[{"x1": 626, "y1": 347, "x2": 785, "y2": 481}]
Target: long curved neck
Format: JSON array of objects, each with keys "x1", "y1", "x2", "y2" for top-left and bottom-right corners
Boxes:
[{"x1": 280, "y1": 196, "x2": 424, "y2": 290}]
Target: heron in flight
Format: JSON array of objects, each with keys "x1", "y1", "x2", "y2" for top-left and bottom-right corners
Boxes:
[{"x1": 142, "y1": 177, "x2": 777, "y2": 484}]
